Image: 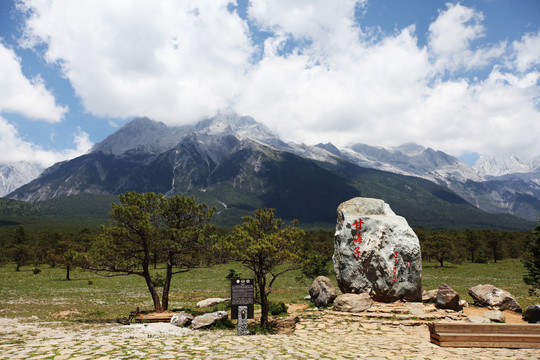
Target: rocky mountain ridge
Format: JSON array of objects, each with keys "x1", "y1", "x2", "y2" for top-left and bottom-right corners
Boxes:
[{"x1": 3, "y1": 112, "x2": 540, "y2": 223}]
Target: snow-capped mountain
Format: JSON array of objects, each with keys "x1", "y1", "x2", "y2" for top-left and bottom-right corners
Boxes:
[
  {"x1": 4, "y1": 112, "x2": 540, "y2": 222},
  {"x1": 0, "y1": 162, "x2": 44, "y2": 197},
  {"x1": 474, "y1": 155, "x2": 540, "y2": 178}
]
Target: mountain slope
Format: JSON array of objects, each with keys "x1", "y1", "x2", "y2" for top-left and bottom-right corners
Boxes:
[{"x1": 6, "y1": 116, "x2": 535, "y2": 230}]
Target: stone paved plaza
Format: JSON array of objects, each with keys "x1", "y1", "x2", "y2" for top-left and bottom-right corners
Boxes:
[{"x1": 1, "y1": 313, "x2": 538, "y2": 360}]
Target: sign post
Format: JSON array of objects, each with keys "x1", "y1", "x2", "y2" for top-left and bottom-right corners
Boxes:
[{"x1": 231, "y1": 278, "x2": 254, "y2": 336}]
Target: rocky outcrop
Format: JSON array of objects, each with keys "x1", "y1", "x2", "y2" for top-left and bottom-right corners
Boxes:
[
  {"x1": 468, "y1": 284, "x2": 522, "y2": 312},
  {"x1": 309, "y1": 276, "x2": 337, "y2": 307},
  {"x1": 333, "y1": 293, "x2": 373, "y2": 313},
  {"x1": 332, "y1": 197, "x2": 422, "y2": 302},
  {"x1": 170, "y1": 312, "x2": 195, "y2": 327},
  {"x1": 196, "y1": 298, "x2": 230, "y2": 308},
  {"x1": 526, "y1": 305, "x2": 540, "y2": 323},
  {"x1": 435, "y1": 283, "x2": 462, "y2": 311},
  {"x1": 191, "y1": 311, "x2": 228, "y2": 330}
]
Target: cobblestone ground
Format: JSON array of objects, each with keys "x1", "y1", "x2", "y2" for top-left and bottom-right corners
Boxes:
[{"x1": 1, "y1": 315, "x2": 538, "y2": 359}]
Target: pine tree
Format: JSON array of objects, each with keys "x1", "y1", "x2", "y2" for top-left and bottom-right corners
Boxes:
[{"x1": 523, "y1": 220, "x2": 540, "y2": 295}]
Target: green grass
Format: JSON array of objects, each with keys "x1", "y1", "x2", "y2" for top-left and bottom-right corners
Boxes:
[{"x1": 0, "y1": 259, "x2": 537, "y2": 322}]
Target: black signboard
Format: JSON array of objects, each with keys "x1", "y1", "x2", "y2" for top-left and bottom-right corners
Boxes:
[{"x1": 231, "y1": 278, "x2": 254, "y2": 319}]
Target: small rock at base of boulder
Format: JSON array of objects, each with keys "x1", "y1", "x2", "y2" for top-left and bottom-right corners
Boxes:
[
  {"x1": 309, "y1": 276, "x2": 337, "y2": 307},
  {"x1": 196, "y1": 298, "x2": 230, "y2": 308},
  {"x1": 468, "y1": 284, "x2": 522, "y2": 312},
  {"x1": 526, "y1": 305, "x2": 540, "y2": 323},
  {"x1": 435, "y1": 283, "x2": 462, "y2": 311},
  {"x1": 467, "y1": 315, "x2": 490, "y2": 324},
  {"x1": 422, "y1": 289, "x2": 438, "y2": 302},
  {"x1": 484, "y1": 310, "x2": 505, "y2": 323},
  {"x1": 170, "y1": 312, "x2": 195, "y2": 327},
  {"x1": 191, "y1": 311, "x2": 228, "y2": 330},
  {"x1": 333, "y1": 293, "x2": 373, "y2": 313}
]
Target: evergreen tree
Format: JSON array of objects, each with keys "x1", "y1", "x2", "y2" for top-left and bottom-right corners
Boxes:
[{"x1": 523, "y1": 220, "x2": 540, "y2": 295}]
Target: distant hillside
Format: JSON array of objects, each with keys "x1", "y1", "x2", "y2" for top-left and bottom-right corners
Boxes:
[{"x1": 4, "y1": 114, "x2": 536, "y2": 231}]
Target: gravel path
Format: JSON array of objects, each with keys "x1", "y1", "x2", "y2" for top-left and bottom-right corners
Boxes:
[{"x1": 1, "y1": 315, "x2": 538, "y2": 359}]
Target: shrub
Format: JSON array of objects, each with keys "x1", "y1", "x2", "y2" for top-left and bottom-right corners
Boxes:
[
  {"x1": 32, "y1": 268, "x2": 41, "y2": 274},
  {"x1": 225, "y1": 269, "x2": 242, "y2": 282},
  {"x1": 269, "y1": 301, "x2": 288, "y2": 316}
]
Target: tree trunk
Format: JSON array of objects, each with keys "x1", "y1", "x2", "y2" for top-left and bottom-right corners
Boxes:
[
  {"x1": 257, "y1": 273, "x2": 269, "y2": 328},
  {"x1": 66, "y1": 264, "x2": 70, "y2": 281},
  {"x1": 143, "y1": 265, "x2": 163, "y2": 312},
  {"x1": 16, "y1": 263, "x2": 20, "y2": 271},
  {"x1": 161, "y1": 253, "x2": 173, "y2": 311},
  {"x1": 439, "y1": 257, "x2": 444, "y2": 268}
]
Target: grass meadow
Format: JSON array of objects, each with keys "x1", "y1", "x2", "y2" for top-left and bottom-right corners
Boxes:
[{"x1": 1, "y1": 259, "x2": 538, "y2": 322}]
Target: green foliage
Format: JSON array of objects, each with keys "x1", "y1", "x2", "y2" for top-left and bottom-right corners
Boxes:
[
  {"x1": 269, "y1": 301, "x2": 288, "y2": 316},
  {"x1": 422, "y1": 233, "x2": 463, "y2": 267},
  {"x1": 523, "y1": 220, "x2": 540, "y2": 295},
  {"x1": 32, "y1": 267, "x2": 41, "y2": 275},
  {"x1": 217, "y1": 208, "x2": 305, "y2": 327},
  {"x1": 84, "y1": 191, "x2": 216, "y2": 312},
  {"x1": 225, "y1": 269, "x2": 242, "y2": 282},
  {"x1": 474, "y1": 248, "x2": 489, "y2": 264}
]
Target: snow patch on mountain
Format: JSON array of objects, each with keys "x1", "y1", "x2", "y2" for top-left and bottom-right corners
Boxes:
[
  {"x1": 474, "y1": 155, "x2": 540, "y2": 177},
  {"x1": 0, "y1": 162, "x2": 44, "y2": 197}
]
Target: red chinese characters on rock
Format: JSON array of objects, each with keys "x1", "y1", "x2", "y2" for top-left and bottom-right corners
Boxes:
[
  {"x1": 352, "y1": 218, "x2": 364, "y2": 260},
  {"x1": 393, "y1": 250, "x2": 398, "y2": 282}
]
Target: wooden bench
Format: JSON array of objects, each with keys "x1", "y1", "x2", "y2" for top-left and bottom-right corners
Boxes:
[{"x1": 428, "y1": 322, "x2": 540, "y2": 348}]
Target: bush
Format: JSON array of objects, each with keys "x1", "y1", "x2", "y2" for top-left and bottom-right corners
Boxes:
[
  {"x1": 474, "y1": 248, "x2": 488, "y2": 264},
  {"x1": 269, "y1": 301, "x2": 288, "y2": 316},
  {"x1": 151, "y1": 272, "x2": 165, "y2": 287},
  {"x1": 32, "y1": 268, "x2": 41, "y2": 274},
  {"x1": 225, "y1": 269, "x2": 242, "y2": 282}
]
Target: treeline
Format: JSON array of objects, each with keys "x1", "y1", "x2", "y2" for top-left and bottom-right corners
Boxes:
[
  {"x1": 415, "y1": 227, "x2": 532, "y2": 267},
  {"x1": 0, "y1": 225, "x2": 534, "y2": 274}
]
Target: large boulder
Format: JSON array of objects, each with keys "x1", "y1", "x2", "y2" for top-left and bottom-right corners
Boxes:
[
  {"x1": 196, "y1": 298, "x2": 229, "y2": 308},
  {"x1": 333, "y1": 293, "x2": 373, "y2": 313},
  {"x1": 309, "y1": 276, "x2": 337, "y2": 307},
  {"x1": 191, "y1": 311, "x2": 228, "y2": 330},
  {"x1": 435, "y1": 283, "x2": 462, "y2": 311},
  {"x1": 332, "y1": 197, "x2": 422, "y2": 302},
  {"x1": 170, "y1": 312, "x2": 195, "y2": 327},
  {"x1": 526, "y1": 305, "x2": 540, "y2": 323},
  {"x1": 468, "y1": 284, "x2": 522, "y2": 312}
]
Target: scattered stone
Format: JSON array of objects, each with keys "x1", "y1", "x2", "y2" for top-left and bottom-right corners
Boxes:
[
  {"x1": 484, "y1": 310, "x2": 505, "y2": 323},
  {"x1": 435, "y1": 283, "x2": 462, "y2": 311},
  {"x1": 422, "y1": 289, "x2": 438, "y2": 302},
  {"x1": 333, "y1": 293, "x2": 373, "y2": 313},
  {"x1": 196, "y1": 298, "x2": 230, "y2": 308},
  {"x1": 467, "y1": 315, "x2": 490, "y2": 324},
  {"x1": 170, "y1": 312, "x2": 195, "y2": 327},
  {"x1": 304, "y1": 295, "x2": 311, "y2": 300},
  {"x1": 468, "y1": 284, "x2": 522, "y2": 312},
  {"x1": 525, "y1": 304, "x2": 540, "y2": 323},
  {"x1": 309, "y1": 276, "x2": 337, "y2": 307},
  {"x1": 191, "y1": 311, "x2": 228, "y2": 330},
  {"x1": 406, "y1": 303, "x2": 425, "y2": 316},
  {"x1": 459, "y1": 299, "x2": 468, "y2": 308},
  {"x1": 332, "y1": 197, "x2": 422, "y2": 302}
]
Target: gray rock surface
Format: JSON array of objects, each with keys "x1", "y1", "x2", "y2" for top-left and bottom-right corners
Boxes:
[
  {"x1": 332, "y1": 197, "x2": 422, "y2": 302},
  {"x1": 422, "y1": 289, "x2": 438, "y2": 302},
  {"x1": 170, "y1": 312, "x2": 195, "y2": 327},
  {"x1": 196, "y1": 298, "x2": 230, "y2": 308},
  {"x1": 309, "y1": 276, "x2": 337, "y2": 307},
  {"x1": 191, "y1": 311, "x2": 228, "y2": 330},
  {"x1": 484, "y1": 310, "x2": 505, "y2": 323},
  {"x1": 333, "y1": 293, "x2": 374, "y2": 313},
  {"x1": 435, "y1": 283, "x2": 462, "y2": 311},
  {"x1": 468, "y1": 284, "x2": 522, "y2": 312},
  {"x1": 467, "y1": 315, "x2": 490, "y2": 324},
  {"x1": 526, "y1": 304, "x2": 540, "y2": 323}
]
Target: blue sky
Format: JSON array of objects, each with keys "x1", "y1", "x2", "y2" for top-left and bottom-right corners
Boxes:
[{"x1": 0, "y1": 0, "x2": 539, "y2": 168}]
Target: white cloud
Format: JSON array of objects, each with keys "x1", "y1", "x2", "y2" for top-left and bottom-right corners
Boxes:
[
  {"x1": 18, "y1": 0, "x2": 253, "y2": 123},
  {"x1": 0, "y1": 116, "x2": 92, "y2": 167},
  {"x1": 0, "y1": 42, "x2": 67, "y2": 122},
  {"x1": 15, "y1": 0, "x2": 540, "y2": 159},
  {"x1": 512, "y1": 30, "x2": 540, "y2": 73},
  {"x1": 428, "y1": 3, "x2": 505, "y2": 73}
]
